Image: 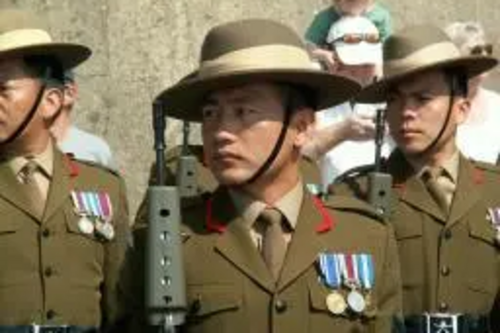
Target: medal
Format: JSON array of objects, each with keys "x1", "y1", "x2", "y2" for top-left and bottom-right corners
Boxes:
[
  {"x1": 95, "y1": 219, "x2": 115, "y2": 241},
  {"x1": 78, "y1": 216, "x2": 95, "y2": 235},
  {"x1": 326, "y1": 291, "x2": 347, "y2": 315},
  {"x1": 100, "y1": 221, "x2": 115, "y2": 240},
  {"x1": 347, "y1": 289, "x2": 366, "y2": 313}
]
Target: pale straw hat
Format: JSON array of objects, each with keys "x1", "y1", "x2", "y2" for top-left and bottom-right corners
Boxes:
[
  {"x1": 156, "y1": 19, "x2": 361, "y2": 122},
  {"x1": 357, "y1": 24, "x2": 498, "y2": 103},
  {"x1": 0, "y1": 8, "x2": 91, "y2": 69}
]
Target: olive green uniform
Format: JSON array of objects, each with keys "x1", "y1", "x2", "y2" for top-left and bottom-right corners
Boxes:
[
  {"x1": 0, "y1": 148, "x2": 131, "y2": 329},
  {"x1": 132, "y1": 186, "x2": 402, "y2": 332},
  {"x1": 333, "y1": 150, "x2": 500, "y2": 330}
]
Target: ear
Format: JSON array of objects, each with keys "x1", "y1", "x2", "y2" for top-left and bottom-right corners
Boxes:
[
  {"x1": 291, "y1": 107, "x2": 315, "y2": 149},
  {"x1": 62, "y1": 82, "x2": 78, "y2": 109},
  {"x1": 40, "y1": 87, "x2": 64, "y2": 121},
  {"x1": 454, "y1": 97, "x2": 470, "y2": 125}
]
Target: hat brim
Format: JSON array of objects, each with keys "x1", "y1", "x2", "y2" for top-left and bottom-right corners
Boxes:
[
  {"x1": 357, "y1": 55, "x2": 498, "y2": 103},
  {"x1": 157, "y1": 69, "x2": 360, "y2": 122},
  {"x1": 0, "y1": 43, "x2": 91, "y2": 70}
]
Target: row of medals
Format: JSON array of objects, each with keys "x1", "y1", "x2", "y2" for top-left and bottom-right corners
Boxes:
[
  {"x1": 77, "y1": 211, "x2": 115, "y2": 241},
  {"x1": 326, "y1": 280, "x2": 370, "y2": 315}
]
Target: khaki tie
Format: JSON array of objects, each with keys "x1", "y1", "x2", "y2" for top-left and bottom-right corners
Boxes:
[
  {"x1": 422, "y1": 167, "x2": 451, "y2": 214},
  {"x1": 258, "y1": 208, "x2": 288, "y2": 280},
  {"x1": 19, "y1": 160, "x2": 45, "y2": 218}
]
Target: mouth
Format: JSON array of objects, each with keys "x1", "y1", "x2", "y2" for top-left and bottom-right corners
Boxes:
[{"x1": 212, "y1": 151, "x2": 241, "y2": 164}]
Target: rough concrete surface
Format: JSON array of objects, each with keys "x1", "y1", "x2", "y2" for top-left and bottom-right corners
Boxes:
[{"x1": 3, "y1": 0, "x2": 499, "y2": 218}]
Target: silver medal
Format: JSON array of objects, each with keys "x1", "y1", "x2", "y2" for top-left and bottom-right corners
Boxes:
[
  {"x1": 78, "y1": 216, "x2": 94, "y2": 235},
  {"x1": 101, "y1": 222, "x2": 115, "y2": 240},
  {"x1": 347, "y1": 290, "x2": 366, "y2": 313}
]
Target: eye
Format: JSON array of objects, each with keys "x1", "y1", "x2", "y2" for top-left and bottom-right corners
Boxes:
[
  {"x1": 235, "y1": 105, "x2": 257, "y2": 117},
  {"x1": 201, "y1": 105, "x2": 218, "y2": 120}
]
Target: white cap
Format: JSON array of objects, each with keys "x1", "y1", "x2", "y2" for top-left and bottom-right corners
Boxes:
[{"x1": 326, "y1": 16, "x2": 383, "y2": 65}]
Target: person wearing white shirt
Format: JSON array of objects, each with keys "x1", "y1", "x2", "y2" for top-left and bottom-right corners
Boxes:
[
  {"x1": 303, "y1": 16, "x2": 394, "y2": 191},
  {"x1": 446, "y1": 21, "x2": 500, "y2": 164}
]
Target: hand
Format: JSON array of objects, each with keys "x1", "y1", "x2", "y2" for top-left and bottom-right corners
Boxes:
[
  {"x1": 342, "y1": 114, "x2": 377, "y2": 141},
  {"x1": 310, "y1": 48, "x2": 337, "y2": 73}
]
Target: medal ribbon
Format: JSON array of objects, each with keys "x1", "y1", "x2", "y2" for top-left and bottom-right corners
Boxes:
[
  {"x1": 488, "y1": 208, "x2": 500, "y2": 227},
  {"x1": 357, "y1": 254, "x2": 374, "y2": 290},
  {"x1": 319, "y1": 253, "x2": 341, "y2": 288}
]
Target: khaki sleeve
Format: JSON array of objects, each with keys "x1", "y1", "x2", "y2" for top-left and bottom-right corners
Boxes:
[
  {"x1": 372, "y1": 223, "x2": 404, "y2": 333},
  {"x1": 101, "y1": 177, "x2": 133, "y2": 330}
]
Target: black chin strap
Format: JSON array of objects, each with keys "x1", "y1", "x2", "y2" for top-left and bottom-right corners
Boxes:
[
  {"x1": 243, "y1": 105, "x2": 292, "y2": 185},
  {"x1": 0, "y1": 83, "x2": 46, "y2": 146},
  {"x1": 413, "y1": 73, "x2": 458, "y2": 158}
]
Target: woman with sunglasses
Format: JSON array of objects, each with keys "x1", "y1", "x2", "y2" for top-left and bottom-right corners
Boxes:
[{"x1": 445, "y1": 21, "x2": 500, "y2": 165}]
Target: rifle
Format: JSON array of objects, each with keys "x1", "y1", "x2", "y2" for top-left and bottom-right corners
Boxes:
[
  {"x1": 176, "y1": 121, "x2": 199, "y2": 198},
  {"x1": 145, "y1": 99, "x2": 187, "y2": 333},
  {"x1": 367, "y1": 106, "x2": 393, "y2": 219}
]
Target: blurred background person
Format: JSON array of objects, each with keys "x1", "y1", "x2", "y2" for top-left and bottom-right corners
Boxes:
[
  {"x1": 305, "y1": 0, "x2": 392, "y2": 72},
  {"x1": 303, "y1": 16, "x2": 394, "y2": 192},
  {"x1": 50, "y1": 70, "x2": 115, "y2": 168},
  {"x1": 445, "y1": 21, "x2": 500, "y2": 164}
]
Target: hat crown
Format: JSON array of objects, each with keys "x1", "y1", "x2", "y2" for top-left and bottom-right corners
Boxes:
[
  {"x1": 200, "y1": 19, "x2": 304, "y2": 62},
  {"x1": 384, "y1": 25, "x2": 456, "y2": 61},
  {"x1": 0, "y1": 9, "x2": 48, "y2": 35}
]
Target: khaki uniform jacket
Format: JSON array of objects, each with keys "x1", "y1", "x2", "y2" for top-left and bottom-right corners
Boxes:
[
  {"x1": 0, "y1": 148, "x2": 131, "y2": 329},
  {"x1": 131, "y1": 186, "x2": 402, "y2": 333},
  {"x1": 333, "y1": 150, "x2": 500, "y2": 328}
]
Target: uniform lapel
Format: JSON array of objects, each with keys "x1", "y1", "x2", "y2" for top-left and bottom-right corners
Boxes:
[
  {"x1": 0, "y1": 160, "x2": 40, "y2": 220},
  {"x1": 212, "y1": 188, "x2": 275, "y2": 292},
  {"x1": 43, "y1": 149, "x2": 71, "y2": 223},
  {"x1": 447, "y1": 156, "x2": 480, "y2": 228},
  {"x1": 388, "y1": 150, "x2": 446, "y2": 222},
  {"x1": 278, "y1": 191, "x2": 327, "y2": 292}
]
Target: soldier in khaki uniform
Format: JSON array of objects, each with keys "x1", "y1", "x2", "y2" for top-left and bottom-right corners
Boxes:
[
  {"x1": 131, "y1": 19, "x2": 402, "y2": 332},
  {"x1": 0, "y1": 8, "x2": 131, "y2": 332},
  {"x1": 332, "y1": 25, "x2": 500, "y2": 332}
]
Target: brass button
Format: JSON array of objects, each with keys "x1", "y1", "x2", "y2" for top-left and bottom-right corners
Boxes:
[
  {"x1": 439, "y1": 302, "x2": 448, "y2": 312},
  {"x1": 41, "y1": 228, "x2": 50, "y2": 238},
  {"x1": 46, "y1": 309, "x2": 56, "y2": 320},
  {"x1": 442, "y1": 229, "x2": 452, "y2": 240},
  {"x1": 275, "y1": 299, "x2": 287, "y2": 313},
  {"x1": 44, "y1": 267, "x2": 54, "y2": 277},
  {"x1": 441, "y1": 266, "x2": 450, "y2": 276}
]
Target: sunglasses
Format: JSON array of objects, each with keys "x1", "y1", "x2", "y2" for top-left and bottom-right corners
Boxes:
[
  {"x1": 330, "y1": 33, "x2": 381, "y2": 45},
  {"x1": 470, "y1": 44, "x2": 493, "y2": 56}
]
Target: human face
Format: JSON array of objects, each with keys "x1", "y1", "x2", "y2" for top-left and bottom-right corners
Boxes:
[
  {"x1": 386, "y1": 70, "x2": 469, "y2": 159},
  {"x1": 201, "y1": 82, "x2": 312, "y2": 191},
  {"x1": 0, "y1": 58, "x2": 62, "y2": 155}
]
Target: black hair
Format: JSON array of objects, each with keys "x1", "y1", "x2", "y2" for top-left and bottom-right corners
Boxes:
[
  {"x1": 22, "y1": 55, "x2": 65, "y2": 89},
  {"x1": 443, "y1": 67, "x2": 469, "y2": 97},
  {"x1": 278, "y1": 83, "x2": 318, "y2": 113}
]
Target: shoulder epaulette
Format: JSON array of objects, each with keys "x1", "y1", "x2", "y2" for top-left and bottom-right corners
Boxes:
[
  {"x1": 68, "y1": 154, "x2": 121, "y2": 178},
  {"x1": 321, "y1": 195, "x2": 385, "y2": 223},
  {"x1": 470, "y1": 159, "x2": 500, "y2": 174}
]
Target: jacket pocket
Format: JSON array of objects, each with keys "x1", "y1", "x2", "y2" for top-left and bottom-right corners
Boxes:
[{"x1": 185, "y1": 284, "x2": 242, "y2": 333}]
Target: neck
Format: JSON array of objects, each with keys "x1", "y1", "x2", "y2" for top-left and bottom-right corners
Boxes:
[
  {"x1": 239, "y1": 163, "x2": 301, "y2": 205},
  {"x1": 406, "y1": 141, "x2": 458, "y2": 170},
  {"x1": 1, "y1": 134, "x2": 51, "y2": 159}
]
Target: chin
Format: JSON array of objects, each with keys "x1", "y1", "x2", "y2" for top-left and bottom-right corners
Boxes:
[{"x1": 213, "y1": 169, "x2": 251, "y2": 186}]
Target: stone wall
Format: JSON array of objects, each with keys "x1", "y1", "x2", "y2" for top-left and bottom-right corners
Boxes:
[{"x1": 4, "y1": 0, "x2": 499, "y2": 217}]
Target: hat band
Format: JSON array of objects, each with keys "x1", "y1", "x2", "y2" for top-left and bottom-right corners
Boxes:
[
  {"x1": 198, "y1": 44, "x2": 316, "y2": 77},
  {"x1": 385, "y1": 42, "x2": 461, "y2": 77},
  {"x1": 0, "y1": 29, "x2": 52, "y2": 53}
]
